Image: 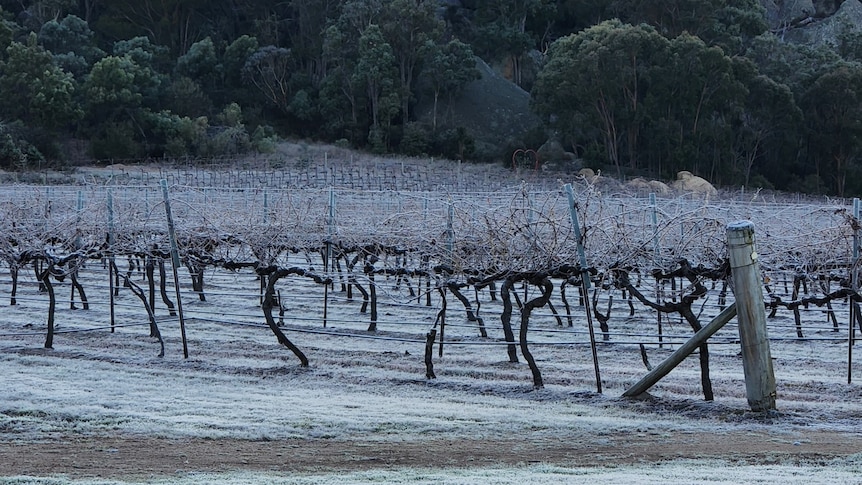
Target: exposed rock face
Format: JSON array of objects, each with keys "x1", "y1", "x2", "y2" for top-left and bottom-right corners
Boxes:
[
  {"x1": 415, "y1": 57, "x2": 540, "y2": 160},
  {"x1": 672, "y1": 171, "x2": 718, "y2": 196},
  {"x1": 764, "y1": 0, "x2": 816, "y2": 27},
  {"x1": 769, "y1": 0, "x2": 862, "y2": 47}
]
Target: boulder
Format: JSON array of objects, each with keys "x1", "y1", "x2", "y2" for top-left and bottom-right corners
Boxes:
[
  {"x1": 626, "y1": 177, "x2": 671, "y2": 195},
  {"x1": 672, "y1": 171, "x2": 717, "y2": 196},
  {"x1": 536, "y1": 138, "x2": 581, "y2": 172},
  {"x1": 578, "y1": 168, "x2": 597, "y2": 182}
]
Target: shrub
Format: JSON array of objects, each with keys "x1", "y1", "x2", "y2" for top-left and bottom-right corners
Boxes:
[{"x1": 400, "y1": 122, "x2": 430, "y2": 156}]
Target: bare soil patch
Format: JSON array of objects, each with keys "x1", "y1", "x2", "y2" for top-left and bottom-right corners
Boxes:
[{"x1": 2, "y1": 429, "x2": 861, "y2": 480}]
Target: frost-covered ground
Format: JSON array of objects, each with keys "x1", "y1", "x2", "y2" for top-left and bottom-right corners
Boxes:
[
  {"x1": 4, "y1": 458, "x2": 862, "y2": 485},
  {"x1": 2, "y1": 259, "x2": 862, "y2": 483}
]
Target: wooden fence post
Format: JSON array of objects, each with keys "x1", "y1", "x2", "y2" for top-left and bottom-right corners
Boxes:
[{"x1": 727, "y1": 221, "x2": 776, "y2": 411}]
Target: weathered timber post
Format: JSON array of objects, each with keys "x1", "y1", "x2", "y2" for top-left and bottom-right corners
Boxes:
[
  {"x1": 727, "y1": 221, "x2": 776, "y2": 411},
  {"x1": 623, "y1": 304, "x2": 737, "y2": 398}
]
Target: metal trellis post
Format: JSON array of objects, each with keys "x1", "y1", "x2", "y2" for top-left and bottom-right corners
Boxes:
[
  {"x1": 564, "y1": 183, "x2": 602, "y2": 393},
  {"x1": 161, "y1": 180, "x2": 189, "y2": 358}
]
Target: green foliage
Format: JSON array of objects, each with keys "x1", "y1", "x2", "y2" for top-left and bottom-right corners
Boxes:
[
  {"x1": 164, "y1": 76, "x2": 213, "y2": 118},
  {"x1": 38, "y1": 14, "x2": 105, "y2": 79},
  {"x1": 424, "y1": 39, "x2": 480, "y2": 130},
  {"x1": 0, "y1": 121, "x2": 44, "y2": 170},
  {"x1": 242, "y1": 45, "x2": 294, "y2": 114},
  {"x1": 0, "y1": 34, "x2": 81, "y2": 131},
  {"x1": 83, "y1": 54, "x2": 161, "y2": 120},
  {"x1": 470, "y1": 0, "x2": 553, "y2": 61},
  {"x1": 355, "y1": 24, "x2": 398, "y2": 131},
  {"x1": 432, "y1": 127, "x2": 475, "y2": 162},
  {"x1": 532, "y1": 20, "x2": 670, "y2": 176},
  {"x1": 0, "y1": 7, "x2": 16, "y2": 54},
  {"x1": 533, "y1": 20, "x2": 751, "y2": 181},
  {"x1": 38, "y1": 14, "x2": 104, "y2": 65},
  {"x1": 800, "y1": 63, "x2": 862, "y2": 197},
  {"x1": 89, "y1": 121, "x2": 143, "y2": 160},
  {"x1": 378, "y1": 0, "x2": 442, "y2": 121},
  {"x1": 0, "y1": 0, "x2": 852, "y2": 195},
  {"x1": 222, "y1": 35, "x2": 259, "y2": 88},
  {"x1": 96, "y1": 0, "x2": 209, "y2": 55},
  {"x1": 140, "y1": 109, "x2": 208, "y2": 157},
  {"x1": 176, "y1": 36, "x2": 217, "y2": 85},
  {"x1": 287, "y1": 89, "x2": 317, "y2": 122},
  {"x1": 217, "y1": 102, "x2": 244, "y2": 128},
  {"x1": 607, "y1": 0, "x2": 767, "y2": 54},
  {"x1": 251, "y1": 125, "x2": 278, "y2": 153},
  {"x1": 745, "y1": 34, "x2": 842, "y2": 94},
  {"x1": 399, "y1": 122, "x2": 430, "y2": 156},
  {"x1": 112, "y1": 36, "x2": 170, "y2": 71}
]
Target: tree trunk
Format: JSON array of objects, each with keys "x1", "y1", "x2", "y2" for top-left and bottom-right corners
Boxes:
[
  {"x1": 70, "y1": 270, "x2": 88, "y2": 310},
  {"x1": 41, "y1": 269, "x2": 55, "y2": 349},
  {"x1": 448, "y1": 283, "x2": 487, "y2": 337},
  {"x1": 520, "y1": 277, "x2": 553, "y2": 389},
  {"x1": 500, "y1": 278, "x2": 519, "y2": 363},
  {"x1": 261, "y1": 271, "x2": 309, "y2": 367},
  {"x1": 10, "y1": 265, "x2": 18, "y2": 305},
  {"x1": 158, "y1": 260, "x2": 177, "y2": 317},
  {"x1": 118, "y1": 272, "x2": 164, "y2": 356}
]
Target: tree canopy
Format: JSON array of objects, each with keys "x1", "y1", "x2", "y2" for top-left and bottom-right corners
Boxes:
[{"x1": 0, "y1": 0, "x2": 859, "y2": 195}]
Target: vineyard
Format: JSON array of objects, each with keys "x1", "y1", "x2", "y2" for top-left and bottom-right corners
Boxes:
[
  {"x1": 4, "y1": 162, "x2": 862, "y2": 482},
  {"x1": 3, "y1": 163, "x2": 862, "y2": 394}
]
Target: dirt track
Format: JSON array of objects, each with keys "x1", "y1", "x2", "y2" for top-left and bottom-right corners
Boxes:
[{"x1": 2, "y1": 429, "x2": 861, "y2": 480}]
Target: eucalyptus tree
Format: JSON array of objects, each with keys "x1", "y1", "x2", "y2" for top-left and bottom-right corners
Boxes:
[
  {"x1": 378, "y1": 0, "x2": 442, "y2": 122},
  {"x1": 94, "y1": 0, "x2": 209, "y2": 55},
  {"x1": 533, "y1": 20, "x2": 752, "y2": 181},
  {"x1": 744, "y1": 33, "x2": 843, "y2": 97},
  {"x1": 82, "y1": 50, "x2": 163, "y2": 157},
  {"x1": 730, "y1": 59, "x2": 802, "y2": 188},
  {"x1": 176, "y1": 36, "x2": 216, "y2": 82},
  {"x1": 607, "y1": 0, "x2": 767, "y2": 54},
  {"x1": 320, "y1": 23, "x2": 362, "y2": 141},
  {"x1": 531, "y1": 20, "x2": 669, "y2": 177},
  {"x1": 37, "y1": 14, "x2": 104, "y2": 78},
  {"x1": 643, "y1": 32, "x2": 747, "y2": 181},
  {"x1": 354, "y1": 23, "x2": 398, "y2": 150},
  {"x1": 242, "y1": 45, "x2": 295, "y2": 116},
  {"x1": 471, "y1": 0, "x2": 555, "y2": 86},
  {"x1": 800, "y1": 63, "x2": 862, "y2": 197},
  {"x1": 284, "y1": 0, "x2": 339, "y2": 87},
  {"x1": 424, "y1": 39, "x2": 480, "y2": 131},
  {"x1": 0, "y1": 34, "x2": 80, "y2": 133},
  {"x1": 0, "y1": 9, "x2": 15, "y2": 52}
]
